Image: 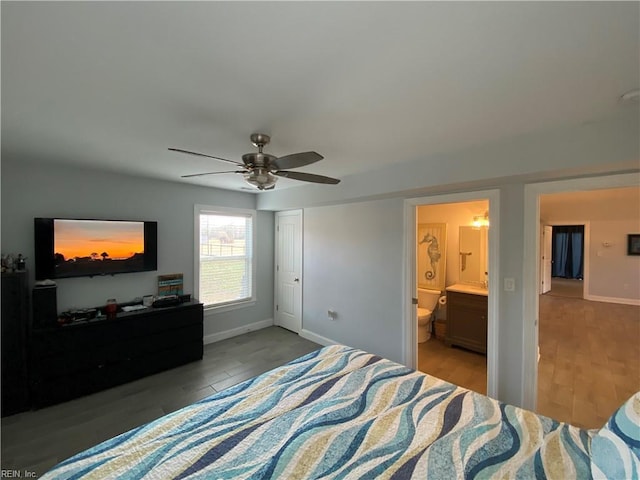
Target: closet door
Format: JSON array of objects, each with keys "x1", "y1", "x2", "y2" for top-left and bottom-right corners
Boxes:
[{"x1": 275, "y1": 210, "x2": 302, "y2": 333}]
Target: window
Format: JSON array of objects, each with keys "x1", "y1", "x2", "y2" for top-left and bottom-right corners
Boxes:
[{"x1": 195, "y1": 205, "x2": 256, "y2": 309}]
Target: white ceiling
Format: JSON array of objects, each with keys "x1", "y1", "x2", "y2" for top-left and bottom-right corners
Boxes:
[{"x1": 2, "y1": 2, "x2": 639, "y2": 193}]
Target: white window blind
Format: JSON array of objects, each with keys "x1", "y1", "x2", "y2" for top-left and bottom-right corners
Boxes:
[{"x1": 196, "y1": 207, "x2": 255, "y2": 308}]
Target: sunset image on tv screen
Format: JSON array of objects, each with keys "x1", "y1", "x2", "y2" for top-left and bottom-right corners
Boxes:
[{"x1": 54, "y1": 220, "x2": 144, "y2": 261}]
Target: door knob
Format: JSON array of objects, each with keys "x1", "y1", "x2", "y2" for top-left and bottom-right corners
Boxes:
[{"x1": 294, "y1": 278, "x2": 299, "y2": 282}]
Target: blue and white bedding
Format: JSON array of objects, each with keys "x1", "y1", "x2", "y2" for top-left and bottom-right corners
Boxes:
[{"x1": 42, "y1": 345, "x2": 609, "y2": 479}]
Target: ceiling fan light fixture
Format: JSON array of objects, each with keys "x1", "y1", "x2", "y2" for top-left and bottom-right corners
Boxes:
[{"x1": 244, "y1": 168, "x2": 278, "y2": 190}]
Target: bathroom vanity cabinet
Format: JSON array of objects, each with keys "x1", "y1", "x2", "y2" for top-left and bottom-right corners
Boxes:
[{"x1": 445, "y1": 289, "x2": 487, "y2": 354}]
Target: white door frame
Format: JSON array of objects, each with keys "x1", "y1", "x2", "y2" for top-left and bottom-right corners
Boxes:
[
  {"x1": 540, "y1": 225, "x2": 553, "y2": 294},
  {"x1": 404, "y1": 189, "x2": 500, "y2": 399},
  {"x1": 274, "y1": 209, "x2": 303, "y2": 333},
  {"x1": 522, "y1": 172, "x2": 639, "y2": 410}
]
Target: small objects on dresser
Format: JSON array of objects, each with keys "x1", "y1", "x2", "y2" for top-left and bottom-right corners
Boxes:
[
  {"x1": 122, "y1": 305, "x2": 147, "y2": 312},
  {"x1": 57, "y1": 308, "x2": 98, "y2": 325},
  {"x1": 1, "y1": 254, "x2": 15, "y2": 272},
  {"x1": 152, "y1": 295, "x2": 181, "y2": 308},
  {"x1": 16, "y1": 254, "x2": 26, "y2": 271},
  {"x1": 158, "y1": 273, "x2": 184, "y2": 296},
  {"x1": 105, "y1": 298, "x2": 118, "y2": 319}
]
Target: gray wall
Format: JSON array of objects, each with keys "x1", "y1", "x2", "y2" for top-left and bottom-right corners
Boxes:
[
  {"x1": 2, "y1": 108, "x2": 637, "y2": 409},
  {"x1": 303, "y1": 198, "x2": 405, "y2": 363},
  {"x1": 290, "y1": 110, "x2": 638, "y2": 408},
  {"x1": 1, "y1": 159, "x2": 274, "y2": 338},
  {"x1": 299, "y1": 183, "x2": 561, "y2": 405}
]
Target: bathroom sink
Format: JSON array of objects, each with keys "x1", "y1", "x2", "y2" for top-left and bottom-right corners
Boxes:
[{"x1": 445, "y1": 283, "x2": 488, "y2": 296}]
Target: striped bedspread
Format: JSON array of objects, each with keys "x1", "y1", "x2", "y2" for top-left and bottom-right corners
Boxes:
[{"x1": 42, "y1": 345, "x2": 592, "y2": 479}]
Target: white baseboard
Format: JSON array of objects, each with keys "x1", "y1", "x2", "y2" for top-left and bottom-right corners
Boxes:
[
  {"x1": 299, "y1": 329, "x2": 341, "y2": 347},
  {"x1": 203, "y1": 318, "x2": 274, "y2": 345},
  {"x1": 584, "y1": 294, "x2": 640, "y2": 306}
]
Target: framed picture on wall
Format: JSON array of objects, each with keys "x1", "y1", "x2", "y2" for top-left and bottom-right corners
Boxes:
[
  {"x1": 417, "y1": 223, "x2": 447, "y2": 290},
  {"x1": 628, "y1": 234, "x2": 640, "y2": 255}
]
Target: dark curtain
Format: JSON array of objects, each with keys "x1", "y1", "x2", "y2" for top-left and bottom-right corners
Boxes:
[{"x1": 552, "y1": 226, "x2": 584, "y2": 279}]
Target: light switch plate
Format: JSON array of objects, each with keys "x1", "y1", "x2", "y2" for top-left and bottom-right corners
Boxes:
[{"x1": 504, "y1": 278, "x2": 515, "y2": 292}]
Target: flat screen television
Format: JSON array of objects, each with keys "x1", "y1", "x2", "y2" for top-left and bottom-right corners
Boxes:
[{"x1": 34, "y1": 218, "x2": 158, "y2": 280}]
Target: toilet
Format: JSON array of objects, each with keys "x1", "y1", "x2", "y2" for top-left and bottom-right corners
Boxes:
[{"x1": 417, "y1": 288, "x2": 441, "y2": 343}]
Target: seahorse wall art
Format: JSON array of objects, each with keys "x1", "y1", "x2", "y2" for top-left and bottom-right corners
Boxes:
[
  {"x1": 419, "y1": 232, "x2": 441, "y2": 280},
  {"x1": 417, "y1": 223, "x2": 447, "y2": 290}
]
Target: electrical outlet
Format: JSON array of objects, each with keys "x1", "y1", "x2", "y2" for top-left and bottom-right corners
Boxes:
[{"x1": 327, "y1": 310, "x2": 337, "y2": 321}]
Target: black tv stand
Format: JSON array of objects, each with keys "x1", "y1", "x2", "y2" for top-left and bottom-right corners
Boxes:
[{"x1": 30, "y1": 301, "x2": 203, "y2": 408}]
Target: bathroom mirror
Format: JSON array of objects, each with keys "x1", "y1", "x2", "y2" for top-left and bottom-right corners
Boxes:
[{"x1": 459, "y1": 226, "x2": 488, "y2": 287}]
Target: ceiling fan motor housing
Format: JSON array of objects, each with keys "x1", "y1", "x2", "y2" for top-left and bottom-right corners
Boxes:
[{"x1": 242, "y1": 152, "x2": 277, "y2": 168}]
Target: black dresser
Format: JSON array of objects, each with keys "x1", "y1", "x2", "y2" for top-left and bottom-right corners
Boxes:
[
  {"x1": 1, "y1": 271, "x2": 31, "y2": 416},
  {"x1": 30, "y1": 301, "x2": 204, "y2": 408}
]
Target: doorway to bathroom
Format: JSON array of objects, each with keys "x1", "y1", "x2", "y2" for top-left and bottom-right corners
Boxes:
[{"x1": 415, "y1": 199, "x2": 489, "y2": 395}]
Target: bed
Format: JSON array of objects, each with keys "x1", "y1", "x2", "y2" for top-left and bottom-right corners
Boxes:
[{"x1": 41, "y1": 345, "x2": 639, "y2": 479}]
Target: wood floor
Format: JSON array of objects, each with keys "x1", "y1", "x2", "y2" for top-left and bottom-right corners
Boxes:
[
  {"x1": 0, "y1": 326, "x2": 320, "y2": 477},
  {"x1": 3, "y1": 301, "x2": 637, "y2": 475},
  {"x1": 546, "y1": 277, "x2": 584, "y2": 299},
  {"x1": 418, "y1": 336, "x2": 487, "y2": 395},
  {"x1": 419, "y1": 293, "x2": 639, "y2": 430},
  {"x1": 537, "y1": 294, "x2": 640, "y2": 429}
]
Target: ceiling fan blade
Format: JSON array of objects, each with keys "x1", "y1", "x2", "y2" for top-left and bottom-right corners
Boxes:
[
  {"x1": 274, "y1": 170, "x2": 340, "y2": 185},
  {"x1": 271, "y1": 151, "x2": 323, "y2": 170},
  {"x1": 169, "y1": 148, "x2": 244, "y2": 166},
  {"x1": 181, "y1": 170, "x2": 245, "y2": 178}
]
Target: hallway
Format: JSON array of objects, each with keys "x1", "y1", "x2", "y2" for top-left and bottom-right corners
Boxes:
[{"x1": 537, "y1": 294, "x2": 640, "y2": 428}]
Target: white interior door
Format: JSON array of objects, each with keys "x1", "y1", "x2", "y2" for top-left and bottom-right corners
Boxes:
[
  {"x1": 541, "y1": 225, "x2": 553, "y2": 294},
  {"x1": 275, "y1": 210, "x2": 302, "y2": 333}
]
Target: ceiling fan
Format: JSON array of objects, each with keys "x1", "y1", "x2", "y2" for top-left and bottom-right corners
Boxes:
[{"x1": 170, "y1": 133, "x2": 340, "y2": 191}]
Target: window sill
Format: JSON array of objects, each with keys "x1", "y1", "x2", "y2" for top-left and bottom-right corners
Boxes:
[{"x1": 203, "y1": 299, "x2": 256, "y2": 315}]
